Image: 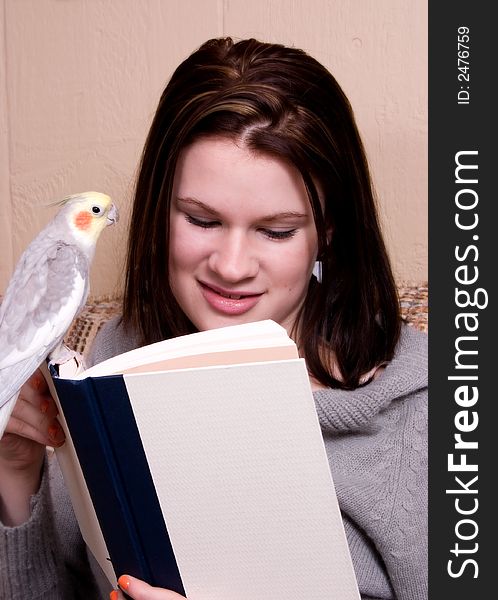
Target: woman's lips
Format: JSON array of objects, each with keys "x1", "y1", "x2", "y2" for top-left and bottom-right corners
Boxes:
[{"x1": 199, "y1": 281, "x2": 263, "y2": 315}]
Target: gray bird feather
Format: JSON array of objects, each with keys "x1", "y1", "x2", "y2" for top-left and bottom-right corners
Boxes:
[
  {"x1": 0, "y1": 192, "x2": 117, "y2": 437},
  {"x1": 0, "y1": 241, "x2": 88, "y2": 392}
]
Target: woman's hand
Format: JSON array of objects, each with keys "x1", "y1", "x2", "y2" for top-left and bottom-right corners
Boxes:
[
  {"x1": 111, "y1": 575, "x2": 187, "y2": 600},
  {"x1": 0, "y1": 368, "x2": 65, "y2": 525}
]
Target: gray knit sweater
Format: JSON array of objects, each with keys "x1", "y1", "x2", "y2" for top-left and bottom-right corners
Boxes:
[{"x1": 0, "y1": 321, "x2": 427, "y2": 600}]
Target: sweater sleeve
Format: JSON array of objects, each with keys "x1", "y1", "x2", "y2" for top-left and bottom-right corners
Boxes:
[
  {"x1": 314, "y1": 326, "x2": 428, "y2": 600},
  {"x1": 368, "y1": 388, "x2": 428, "y2": 600},
  {"x1": 0, "y1": 452, "x2": 107, "y2": 600},
  {"x1": 0, "y1": 455, "x2": 60, "y2": 599}
]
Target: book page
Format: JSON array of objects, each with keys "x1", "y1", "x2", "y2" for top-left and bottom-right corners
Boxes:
[
  {"x1": 120, "y1": 344, "x2": 297, "y2": 374},
  {"x1": 73, "y1": 320, "x2": 294, "y2": 379},
  {"x1": 124, "y1": 359, "x2": 360, "y2": 600}
]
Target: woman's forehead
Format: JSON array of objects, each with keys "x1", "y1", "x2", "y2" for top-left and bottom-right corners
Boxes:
[{"x1": 173, "y1": 137, "x2": 316, "y2": 215}]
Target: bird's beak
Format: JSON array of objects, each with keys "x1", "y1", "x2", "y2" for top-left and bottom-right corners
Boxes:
[{"x1": 106, "y1": 204, "x2": 119, "y2": 226}]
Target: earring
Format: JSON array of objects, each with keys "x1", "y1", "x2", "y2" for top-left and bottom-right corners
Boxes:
[{"x1": 312, "y1": 261, "x2": 322, "y2": 283}]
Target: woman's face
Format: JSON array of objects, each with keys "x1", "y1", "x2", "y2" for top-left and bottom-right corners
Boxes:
[{"x1": 169, "y1": 137, "x2": 319, "y2": 336}]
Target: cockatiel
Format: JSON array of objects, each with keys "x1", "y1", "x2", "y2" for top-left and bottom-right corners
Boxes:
[{"x1": 0, "y1": 192, "x2": 118, "y2": 438}]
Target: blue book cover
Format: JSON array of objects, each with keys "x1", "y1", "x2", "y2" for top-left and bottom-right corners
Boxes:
[{"x1": 51, "y1": 374, "x2": 185, "y2": 595}]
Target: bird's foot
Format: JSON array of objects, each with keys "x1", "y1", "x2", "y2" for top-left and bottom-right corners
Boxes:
[{"x1": 48, "y1": 344, "x2": 87, "y2": 376}]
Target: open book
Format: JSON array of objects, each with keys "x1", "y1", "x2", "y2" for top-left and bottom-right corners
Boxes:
[{"x1": 47, "y1": 320, "x2": 360, "y2": 600}]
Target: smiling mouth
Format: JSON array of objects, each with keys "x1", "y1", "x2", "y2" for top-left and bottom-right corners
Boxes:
[
  {"x1": 198, "y1": 281, "x2": 263, "y2": 315},
  {"x1": 217, "y1": 291, "x2": 243, "y2": 300},
  {"x1": 200, "y1": 282, "x2": 261, "y2": 299}
]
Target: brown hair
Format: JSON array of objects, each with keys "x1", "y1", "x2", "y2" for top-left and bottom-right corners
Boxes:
[{"x1": 123, "y1": 37, "x2": 400, "y2": 389}]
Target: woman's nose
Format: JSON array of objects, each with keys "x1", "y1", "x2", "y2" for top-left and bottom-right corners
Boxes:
[{"x1": 207, "y1": 230, "x2": 259, "y2": 282}]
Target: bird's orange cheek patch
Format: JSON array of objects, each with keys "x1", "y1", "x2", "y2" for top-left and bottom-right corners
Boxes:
[{"x1": 74, "y1": 211, "x2": 92, "y2": 230}]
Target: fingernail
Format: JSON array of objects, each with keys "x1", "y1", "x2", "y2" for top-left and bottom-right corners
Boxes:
[
  {"x1": 118, "y1": 574, "x2": 131, "y2": 591},
  {"x1": 110, "y1": 591, "x2": 118, "y2": 600},
  {"x1": 48, "y1": 422, "x2": 64, "y2": 444},
  {"x1": 40, "y1": 399, "x2": 49, "y2": 414},
  {"x1": 33, "y1": 372, "x2": 45, "y2": 391}
]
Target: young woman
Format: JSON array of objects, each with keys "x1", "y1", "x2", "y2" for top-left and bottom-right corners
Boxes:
[{"x1": 0, "y1": 38, "x2": 427, "y2": 600}]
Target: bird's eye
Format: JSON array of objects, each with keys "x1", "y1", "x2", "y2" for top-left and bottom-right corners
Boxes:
[{"x1": 92, "y1": 205, "x2": 102, "y2": 215}]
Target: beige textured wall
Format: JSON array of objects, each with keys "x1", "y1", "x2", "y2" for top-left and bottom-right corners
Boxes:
[{"x1": 0, "y1": 0, "x2": 427, "y2": 298}]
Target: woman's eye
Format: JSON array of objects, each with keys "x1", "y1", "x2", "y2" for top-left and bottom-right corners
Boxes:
[
  {"x1": 261, "y1": 228, "x2": 297, "y2": 240},
  {"x1": 185, "y1": 214, "x2": 219, "y2": 228}
]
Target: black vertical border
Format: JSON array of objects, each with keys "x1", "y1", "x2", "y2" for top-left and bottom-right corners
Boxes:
[{"x1": 429, "y1": 3, "x2": 495, "y2": 598}]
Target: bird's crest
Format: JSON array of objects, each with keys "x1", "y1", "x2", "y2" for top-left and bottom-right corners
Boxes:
[{"x1": 48, "y1": 192, "x2": 110, "y2": 208}]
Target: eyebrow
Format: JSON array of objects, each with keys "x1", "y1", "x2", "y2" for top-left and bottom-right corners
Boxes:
[{"x1": 175, "y1": 196, "x2": 309, "y2": 222}]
